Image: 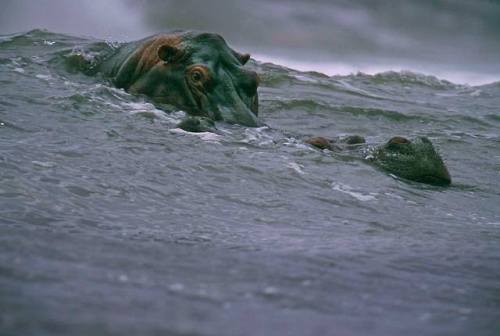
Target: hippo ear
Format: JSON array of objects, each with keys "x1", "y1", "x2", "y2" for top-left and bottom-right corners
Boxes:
[
  {"x1": 233, "y1": 51, "x2": 250, "y2": 65},
  {"x1": 239, "y1": 53, "x2": 251, "y2": 65},
  {"x1": 158, "y1": 44, "x2": 181, "y2": 63}
]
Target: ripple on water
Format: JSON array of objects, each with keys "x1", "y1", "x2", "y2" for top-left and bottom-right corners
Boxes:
[{"x1": 331, "y1": 182, "x2": 378, "y2": 202}]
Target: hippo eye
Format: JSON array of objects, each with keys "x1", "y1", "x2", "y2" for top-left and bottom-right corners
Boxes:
[
  {"x1": 191, "y1": 70, "x2": 203, "y2": 82},
  {"x1": 187, "y1": 66, "x2": 212, "y2": 90}
]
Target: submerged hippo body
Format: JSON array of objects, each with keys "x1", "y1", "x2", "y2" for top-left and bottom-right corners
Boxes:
[
  {"x1": 96, "y1": 31, "x2": 260, "y2": 127},
  {"x1": 306, "y1": 136, "x2": 451, "y2": 186}
]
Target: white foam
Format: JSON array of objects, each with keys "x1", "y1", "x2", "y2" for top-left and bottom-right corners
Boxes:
[
  {"x1": 241, "y1": 126, "x2": 275, "y2": 146},
  {"x1": 32, "y1": 161, "x2": 56, "y2": 168},
  {"x1": 331, "y1": 182, "x2": 377, "y2": 201},
  {"x1": 286, "y1": 161, "x2": 306, "y2": 175},
  {"x1": 170, "y1": 128, "x2": 221, "y2": 143},
  {"x1": 35, "y1": 74, "x2": 51, "y2": 80}
]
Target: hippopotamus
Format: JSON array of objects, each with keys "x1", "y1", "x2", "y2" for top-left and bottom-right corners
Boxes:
[
  {"x1": 63, "y1": 31, "x2": 451, "y2": 185},
  {"x1": 305, "y1": 135, "x2": 451, "y2": 186},
  {"x1": 94, "y1": 31, "x2": 260, "y2": 128}
]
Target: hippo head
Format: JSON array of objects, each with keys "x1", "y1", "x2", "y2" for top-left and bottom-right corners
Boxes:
[
  {"x1": 117, "y1": 32, "x2": 260, "y2": 127},
  {"x1": 372, "y1": 136, "x2": 451, "y2": 186}
]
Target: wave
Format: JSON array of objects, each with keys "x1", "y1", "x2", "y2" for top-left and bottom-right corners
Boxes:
[
  {"x1": 341, "y1": 71, "x2": 459, "y2": 90},
  {"x1": 3, "y1": 30, "x2": 498, "y2": 90},
  {"x1": 337, "y1": 70, "x2": 456, "y2": 91},
  {"x1": 476, "y1": 80, "x2": 500, "y2": 93},
  {"x1": 254, "y1": 60, "x2": 470, "y2": 92},
  {"x1": 3, "y1": 29, "x2": 498, "y2": 131},
  {"x1": 262, "y1": 97, "x2": 432, "y2": 123},
  {"x1": 0, "y1": 29, "x2": 91, "y2": 48}
]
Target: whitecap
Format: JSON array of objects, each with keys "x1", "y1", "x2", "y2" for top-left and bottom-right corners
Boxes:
[
  {"x1": 35, "y1": 74, "x2": 52, "y2": 81},
  {"x1": 331, "y1": 182, "x2": 377, "y2": 201},
  {"x1": 470, "y1": 90, "x2": 482, "y2": 97},
  {"x1": 32, "y1": 161, "x2": 56, "y2": 168},
  {"x1": 169, "y1": 128, "x2": 221, "y2": 143},
  {"x1": 240, "y1": 126, "x2": 275, "y2": 146},
  {"x1": 286, "y1": 161, "x2": 306, "y2": 175},
  {"x1": 293, "y1": 74, "x2": 318, "y2": 83}
]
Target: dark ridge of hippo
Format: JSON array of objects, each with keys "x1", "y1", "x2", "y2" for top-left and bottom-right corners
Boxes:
[
  {"x1": 96, "y1": 31, "x2": 260, "y2": 128},
  {"x1": 305, "y1": 137, "x2": 339, "y2": 151},
  {"x1": 306, "y1": 136, "x2": 451, "y2": 186}
]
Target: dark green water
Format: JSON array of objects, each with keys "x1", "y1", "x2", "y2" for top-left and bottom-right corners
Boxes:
[{"x1": 1, "y1": 30, "x2": 500, "y2": 336}]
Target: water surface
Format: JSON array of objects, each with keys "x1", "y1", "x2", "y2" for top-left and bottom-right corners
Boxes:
[{"x1": 1, "y1": 30, "x2": 500, "y2": 336}]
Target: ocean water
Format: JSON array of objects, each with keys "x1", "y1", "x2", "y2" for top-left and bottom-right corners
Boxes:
[{"x1": 1, "y1": 28, "x2": 500, "y2": 336}]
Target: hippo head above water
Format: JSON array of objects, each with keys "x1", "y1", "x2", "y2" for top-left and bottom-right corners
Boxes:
[
  {"x1": 100, "y1": 32, "x2": 260, "y2": 127},
  {"x1": 371, "y1": 136, "x2": 451, "y2": 186},
  {"x1": 305, "y1": 135, "x2": 451, "y2": 186}
]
